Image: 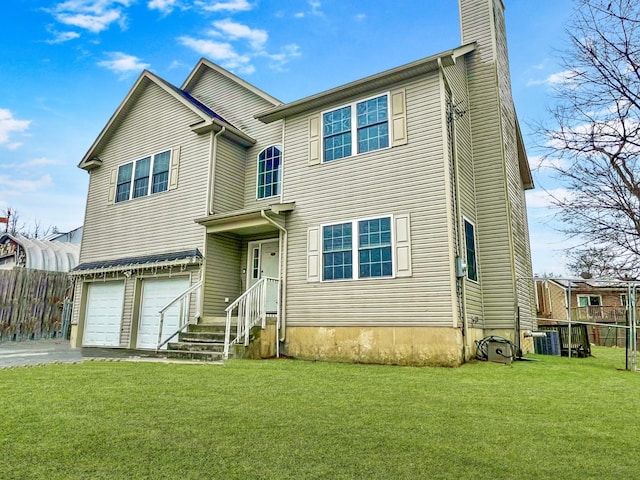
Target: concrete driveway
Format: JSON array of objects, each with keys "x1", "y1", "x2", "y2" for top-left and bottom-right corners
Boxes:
[{"x1": 0, "y1": 339, "x2": 82, "y2": 368}]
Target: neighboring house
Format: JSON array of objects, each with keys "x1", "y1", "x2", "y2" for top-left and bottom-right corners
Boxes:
[
  {"x1": 45, "y1": 226, "x2": 83, "y2": 245},
  {"x1": 0, "y1": 234, "x2": 80, "y2": 272},
  {"x1": 69, "y1": 0, "x2": 536, "y2": 366},
  {"x1": 535, "y1": 278, "x2": 632, "y2": 324}
]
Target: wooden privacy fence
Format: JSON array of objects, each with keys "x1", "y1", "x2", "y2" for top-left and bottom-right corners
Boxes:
[{"x1": 0, "y1": 268, "x2": 72, "y2": 341}]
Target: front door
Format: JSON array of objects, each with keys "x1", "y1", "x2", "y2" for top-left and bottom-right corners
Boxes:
[{"x1": 247, "y1": 240, "x2": 279, "y2": 313}]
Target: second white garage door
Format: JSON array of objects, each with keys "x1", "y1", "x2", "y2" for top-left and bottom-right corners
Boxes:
[{"x1": 136, "y1": 277, "x2": 190, "y2": 349}]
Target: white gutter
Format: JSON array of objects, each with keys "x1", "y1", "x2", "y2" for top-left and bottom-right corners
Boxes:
[
  {"x1": 206, "y1": 126, "x2": 226, "y2": 215},
  {"x1": 260, "y1": 210, "x2": 288, "y2": 349}
]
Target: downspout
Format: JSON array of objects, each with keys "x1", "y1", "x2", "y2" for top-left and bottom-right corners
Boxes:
[
  {"x1": 206, "y1": 126, "x2": 226, "y2": 215},
  {"x1": 260, "y1": 210, "x2": 288, "y2": 348}
]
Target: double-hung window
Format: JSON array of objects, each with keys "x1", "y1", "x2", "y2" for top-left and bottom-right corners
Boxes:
[
  {"x1": 115, "y1": 150, "x2": 171, "y2": 203},
  {"x1": 323, "y1": 94, "x2": 389, "y2": 162},
  {"x1": 257, "y1": 146, "x2": 281, "y2": 199},
  {"x1": 464, "y1": 219, "x2": 478, "y2": 281},
  {"x1": 322, "y1": 216, "x2": 393, "y2": 281}
]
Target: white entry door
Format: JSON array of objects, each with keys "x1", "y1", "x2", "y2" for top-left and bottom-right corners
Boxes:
[
  {"x1": 137, "y1": 277, "x2": 190, "y2": 349},
  {"x1": 83, "y1": 282, "x2": 125, "y2": 347},
  {"x1": 247, "y1": 240, "x2": 279, "y2": 313}
]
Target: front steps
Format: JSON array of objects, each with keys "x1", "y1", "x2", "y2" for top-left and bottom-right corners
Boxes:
[{"x1": 166, "y1": 323, "x2": 248, "y2": 361}]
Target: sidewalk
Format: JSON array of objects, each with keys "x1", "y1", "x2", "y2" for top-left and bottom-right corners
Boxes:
[
  {"x1": 0, "y1": 339, "x2": 82, "y2": 368},
  {"x1": 0, "y1": 339, "x2": 222, "y2": 367}
]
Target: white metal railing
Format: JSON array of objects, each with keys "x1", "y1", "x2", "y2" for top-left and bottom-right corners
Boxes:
[
  {"x1": 156, "y1": 281, "x2": 202, "y2": 351},
  {"x1": 223, "y1": 277, "x2": 279, "y2": 359}
]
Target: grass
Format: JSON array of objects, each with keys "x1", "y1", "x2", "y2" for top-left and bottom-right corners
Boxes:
[{"x1": 0, "y1": 347, "x2": 638, "y2": 480}]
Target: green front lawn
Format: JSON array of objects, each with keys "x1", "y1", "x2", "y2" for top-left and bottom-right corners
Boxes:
[{"x1": 0, "y1": 347, "x2": 638, "y2": 479}]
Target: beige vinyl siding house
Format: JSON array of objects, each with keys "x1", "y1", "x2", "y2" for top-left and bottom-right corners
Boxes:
[{"x1": 70, "y1": 0, "x2": 535, "y2": 366}]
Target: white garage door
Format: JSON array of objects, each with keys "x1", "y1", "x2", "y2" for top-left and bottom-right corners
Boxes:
[
  {"x1": 137, "y1": 277, "x2": 190, "y2": 349},
  {"x1": 83, "y1": 282, "x2": 125, "y2": 347}
]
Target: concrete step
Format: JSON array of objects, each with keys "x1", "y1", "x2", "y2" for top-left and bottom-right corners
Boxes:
[
  {"x1": 179, "y1": 332, "x2": 227, "y2": 343},
  {"x1": 166, "y1": 349, "x2": 225, "y2": 362},
  {"x1": 168, "y1": 341, "x2": 225, "y2": 353},
  {"x1": 187, "y1": 324, "x2": 228, "y2": 334}
]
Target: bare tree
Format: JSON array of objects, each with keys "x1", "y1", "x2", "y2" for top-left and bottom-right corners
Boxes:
[
  {"x1": 0, "y1": 207, "x2": 53, "y2": 239},
  {"x1": 30, "y1": 219, "x2": 52, "y2": 239},
  {"x1": 539, "y1": 0, "x2": 640, "y2": 270},
  {"x1": 566, "y1": 247, "x2": 639, "y2": 279},
  {"x1": 1, "y1": 207, "x2": 25, "y2": 236}
]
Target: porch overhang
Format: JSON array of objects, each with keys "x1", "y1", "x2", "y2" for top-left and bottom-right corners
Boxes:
[{"x1": 194, "y1": 203, "x2": 295, "y2": 235}]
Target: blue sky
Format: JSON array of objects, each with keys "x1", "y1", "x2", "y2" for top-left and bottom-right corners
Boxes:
[{"x1": 0, "y1": 0, "x2": 577, "y2": 274}]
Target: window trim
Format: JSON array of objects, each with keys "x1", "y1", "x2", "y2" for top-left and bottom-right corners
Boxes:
[
  {"x1": 255, "y1": 144, "x2": 282, "y2": 200},
  {"x1": 320, "y1": 214, "x2": 395, "y2": 282},
  {"x1": 115, "y1": 149, "x2": 171, "y2": 203},
  {"x1": 321, "y1": 92, "x2": 391, "y2": 164},
  {"x1": 463, "y1": 217, "x2": 479, "y2": 283},
  {"x1": 576, "y1": 294, "x2": 602, "y2": 307}
]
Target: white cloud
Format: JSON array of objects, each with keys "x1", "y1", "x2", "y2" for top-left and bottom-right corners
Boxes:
[
  {"x1": 97, "y1": 52, "x2": 150, "y2": 76},
  {"x1": 527, "y1": 69, "x2": 579, "y2": 87},
  {"x1": 528, "y1": 155, "x2": 565, "y2": 171},
  {"x1": 148, "y1": 0, "x2": 177, "y2": 13},
  {"x1": 526, "y1": 188, "x2": 574, "y2": 208},
  {"x1": 46, "y1": 30, "x2": 81, "y2": 44},
  {"x1": 354, "y1": 13, "x2": 366, "y2": 21},
  {"x1": 261, "y1": 44, "x2": 301, "y2": 71},
  {"x1": 7, "y1": 142, "x2": 23, "y2": 150},
  {"x1": 0, "y1": 158, "x2": 65, "y2": 169},
  {"x1": 0, "y1": 109, "x2": 30, "y2": 146},
  {"x1": 178, "y1": 36, "x2": 254, "y2": 74},
  {"x1": 0, "y1": 174, "x2": 53, "y2": 192},
  {"x1": 308, "y1": 0, "x2": 322, "y2": 15},
  {"x1": 211, "y1": 19, "x2": 267, "y2": 51},
  {"x1": 196, "y1": 0, "x2": 252, "y2": 12},
  {"x1": 48, "y1": 0, "x2": 131, "y2": 33},
  {"x1": 295, "y1": 0, "x2": 322, "y2": 18}
]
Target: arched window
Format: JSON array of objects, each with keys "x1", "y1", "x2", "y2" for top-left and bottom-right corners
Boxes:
[{"x1": 257, "y1": 145, "x2": 281, "y2": 199}]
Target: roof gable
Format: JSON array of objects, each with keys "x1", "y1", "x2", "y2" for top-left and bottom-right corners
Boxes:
[
  {"x1": 78, "y1": 70, "x2": 252, "y2": 170},
  {"x1": 182, "y1": 58, "x2": 282, "y2": 107}
]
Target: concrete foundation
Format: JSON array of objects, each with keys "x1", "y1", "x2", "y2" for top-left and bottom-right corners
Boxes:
[{"x1": 283, "y1": 326, "x2": 465, "y2": 367}]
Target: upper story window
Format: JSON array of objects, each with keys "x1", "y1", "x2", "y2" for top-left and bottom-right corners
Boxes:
[
  {"x1": 464, "y1": 219, "x2": 478, "y2": 282},
  {"x1": 322, "y1": 94, "x2": 389, "y2": 162},
  {"x1": 257, "y1": 146, "x2": 281, "y2": 199},
  {"x1": 577, "y1": 295, "x2": 601, "y2": 307},
  {"x1": 322, "y1": 216, "x2": 393, "y2": 281},
  {"x1": 115, "y1": 150, "x2": 171, "y2": 203}
]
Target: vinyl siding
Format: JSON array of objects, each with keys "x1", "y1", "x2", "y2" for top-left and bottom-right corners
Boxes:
[
  {"x1": 186, "y1": 67, "x2": 283, "y2": 211},
  {"x1": 282, "y1": 74, "x2": 456, "y2": 327},
  {"x1": 444, "y1": 60, "x2": 484, "y2": 325},
  {"x1": 80, "y1": 81, "x2": 209, "y2": 263},
  {"x1": 462, "y1": 0, "x2": 523, "y2": 330},
  {"x1": 203, "y1": 233, "x2": 242, "y2": 318},
  {"x1": 119, "y1": 275, "x2": 136, "y2": 346},
  {"x1": 213, "y1": 137, "x2": 246, "y2": 213},
  {"x1": 494, "y1": 0, "x2": 536, "y2": 329}
]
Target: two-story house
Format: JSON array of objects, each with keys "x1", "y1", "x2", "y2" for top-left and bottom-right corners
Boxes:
[{"x1": 70, "y1": 0, "x2": 535, "y2": 366}]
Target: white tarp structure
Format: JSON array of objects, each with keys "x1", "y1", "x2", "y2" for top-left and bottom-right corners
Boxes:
[{"x1": 0, "y1": 234, "x2": 80, "y2": 272}]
